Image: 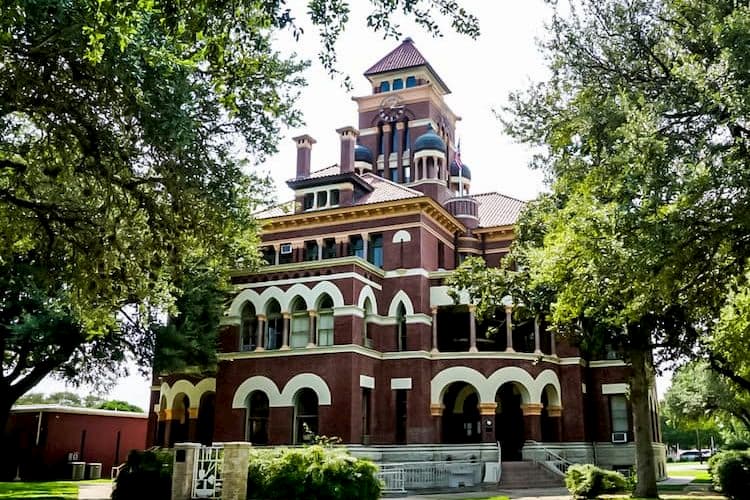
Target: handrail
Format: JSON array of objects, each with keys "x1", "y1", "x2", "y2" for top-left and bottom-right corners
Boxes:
[
  {"x1": 526, "y1": 440, "x2": 573, "y2": 476},
  {"x1": 497, "y1": 441, "x2": 502, "y2": 483}
]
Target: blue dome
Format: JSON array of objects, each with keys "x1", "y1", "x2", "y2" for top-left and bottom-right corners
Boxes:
[
  {"x1": 450, "y1": 159, "x2": 471, "y2": 179},
  {"x1": 413, "y1": 126, "x2": 446, "y2": 153},
  {"x1": 354, "y1": 144, "x2": 374, "y2": 163}
]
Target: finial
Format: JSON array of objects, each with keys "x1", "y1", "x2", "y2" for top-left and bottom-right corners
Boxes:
[{"x1": 403, "y1": 36, "x2": 414, "y2": 43}]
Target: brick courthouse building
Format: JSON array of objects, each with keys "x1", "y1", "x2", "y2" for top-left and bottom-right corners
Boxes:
[{"x1": 147, "y1": 39, "x2": 666, "y2": 478}]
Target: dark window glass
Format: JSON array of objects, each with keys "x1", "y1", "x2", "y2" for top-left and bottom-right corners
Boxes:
[
  {"x1": 403, "y1": 123, "x2": 410, "y2": 151},
  {"x1": 610, "y1": 395, "x2": 629, "y2": 434},
  {"x1": 261, "y1": 246, "x2": 275, "y2": 265},
  {"x1": 379, "y1": 81, "x2": 390, "y2": 92},
  {"x1": 240, "y1": 303, "x2": 256, "y2": 351},
  {"x1": 395, "y1": 390, "x2": 407, "y2": 444},
  {"x1": 279, "y1": 245, "x2": 293, "y2": 264},
  {"x1": 391, "y1": 125, "x2": 398, "y2": 152},
  {"x1": 265, "y1": 300, "x2": 282, "y2": 350},
  {"x1": 349, "y1": 235, "x2": 365, "y2": 259},
  {"x1": 322, "y1": 238, "x2": 337, "y2": 259},
  {"x1": 437, "y1": 240, "x2": 445, "y2": 269},
  {"x1": 396, "y1": 303, "x2": 407, "y2": 351},
  {"x1": 378, "y1": 125, "x2": 384, "y2": 155},
  {"x1": 303, "y1": 193, "x2": 314, "y2": 210},
  {"x1": 330, "y1": 189, "x2": 340, "y2": 206},
  {"x1": 368, "y1": 234, "x2": 383, "y2": 267},
  {"x1": 304, "y1": 241, "x2": 318, "y2": 261},
  {"x1": 389, "y1": 168, "x2": 399, "y2": 182},
  {"x1": 392, "y1": 78, "x2": 404, "y2": 90},
  {"x1": 317, "y1": 191, "x2": 327, "y2": 207},
  {"x1": 405, "y1": 76, "x2": 417, "y2": 88},
  {"x1": 246, "y1": 391, "x2": 269, "y2": 444}
]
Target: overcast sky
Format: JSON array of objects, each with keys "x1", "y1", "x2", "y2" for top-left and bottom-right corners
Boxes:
[{"x1": 35, "y1": 2, "x2": 670, "y2": 408}]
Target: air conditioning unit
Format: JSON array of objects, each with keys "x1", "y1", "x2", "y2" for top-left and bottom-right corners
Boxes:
[
  {"x1": 280, "y1": 243, "x2": 293, "y2": 255},
  {"x1": 611, "y1": 432, "x2": 628, "y2": 443}
]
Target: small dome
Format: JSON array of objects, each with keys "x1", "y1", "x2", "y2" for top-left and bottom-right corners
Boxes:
[
  {"x1": 450, "y1": 159, "x2": 471, "y2": 179},
  {"x1": 355, "y1": 144, "x2": 374, "y2": 163},
  {"x1": 413, "y1": 126, "x2": 446, "y2": 153}
]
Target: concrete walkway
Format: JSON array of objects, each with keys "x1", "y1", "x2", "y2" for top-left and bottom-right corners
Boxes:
[
  {"x1": 78, "y1": 482, "x2": 113, "y2": 500},
  {"x1": 401, "y1": 487, "x2": 570, "y2": 499}
]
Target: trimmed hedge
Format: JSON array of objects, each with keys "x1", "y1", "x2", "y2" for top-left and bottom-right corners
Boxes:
[
  {"x1": 112, "y1": 449, "x2": 173, "y2": 500},
  {"x1": 247, "y1": 445, "x2": 381, "y2": 500},
  {"x1": 564, "y1": 464, "x2": 628, "y2": 499},
  {"x1": 708, "y1": 450, "x2": 750, "y2": 500}
]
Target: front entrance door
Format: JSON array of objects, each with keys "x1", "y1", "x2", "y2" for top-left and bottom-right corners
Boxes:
[{"x1": 496, "y1": 384, "x2": 524, "y2": 460}]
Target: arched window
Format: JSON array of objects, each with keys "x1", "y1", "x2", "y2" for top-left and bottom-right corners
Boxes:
[
  {"x1": 241, "y1": 303, "x2": 257, "y2": 351},
  {"x1": 392, "y1": 78, "x2": 404, "y2": 90},
  {"x1": 317, "y1": 295, "x2": 334, "y2": 346},
  {"x1": 246, "y1": 391, "x2": 269, "y2": 444},
  {"x1": 405, "y1": 76, "x2": 417, "y2": 88},
  {"x1": 290, "y1": 297, "x2": 309, "y2": 348},
  {"x1": 294, "y1": 388, "x2": 319, "y2": 444},
  {"x1": 363, "y1": 298, "x2": 373, "y2": 348},
  {"x1": 396, "y1": 303, "x2": 407, "y2": 351},
  {"x1": 379, "y1": 81, "x2": 390, "y2": 92},
  {"x1": 265, "y1": 299, "x2": 282, "y2": 350}
]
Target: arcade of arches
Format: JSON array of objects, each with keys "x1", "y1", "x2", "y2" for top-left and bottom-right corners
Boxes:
[{"x1": 156, "y1": 391, "x2": 216, "y2": 447}]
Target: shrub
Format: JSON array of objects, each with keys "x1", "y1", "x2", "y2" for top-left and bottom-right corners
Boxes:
[
  {"x1": 564, "y1": 464, "x2": 628, "y2": 499},
  {"x1": 247, "y1": 445, "x2": 381, "y2": 500},
  {"x1": 112, "y1": 449, "x2": 173, "y2": 500},
  {"x1": 724, "y1": 440, "x2": 750, "y2": 451},
  {"x1": 708, "y1": 450, "x2": 750, "y2": 500}
]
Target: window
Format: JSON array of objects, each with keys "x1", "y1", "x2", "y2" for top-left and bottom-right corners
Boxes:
[
  {"x1": 363, "y1": 298, "x2": 373, "y2": 348},
  {"x1": 391, "y1": 124, "x2": 399, "y2": 152},
  {"x1": 379, "y1": 81, "x2": 390, "y2": 92},
  {"x1": 403, "y1": 123, "x2": 410, "y2": 151},
  {"x1": 261, "y1": 246, "x2": 276, "y2": 265},
  {"x1": 303, "y1": 193, "x2": 314, "y2": 210},
  {"x1": 362, "y1": 388, "x2": 372, "y2": 443},
  {"x1": 316, "y1": 191, "x2": 327, "y2": 207},
  {"x1": 395, "y1": 389, "x2": 407, "y2": 444},
  {"x1": 403, "y1": 165, "x2": 411, "y2": 183},
  {"x1": 290, "y1": 297, "x2": 309, "y2": 348},
  {"x1": 437, "y1": 240, "x2": 445, "y2": 269},
  {"x1": 246, "y1": 391, "x2": 269, "y2": 444},
  {"x1": 349, "y1": 235, "x2": 365, "y2": 259},
  {"x1": 322, "y1": 238, "x2": 337, "y2": 259},
  {"x1": 294, "y1": 389, "x2": 319, "y2": 444},
  {"x1": 610, "y1": 395, "x2": 629, "y2": 435},
  {"x1": 240, "y1": 303, "x2": 257, "y2": 351},
  {"x1": 389, "y1": 167, "x2": 398, "y2": 182},
  {"x1": 330, "y1": 189, "x2": 340, "y2": 206},
  {"x1": 265, "y1": 300, "x2": 282, "y2": 350},
  {"x1": 405, "y1": 76, "x2": 417, "y2": 88},
  {"x1": 304, "y1": 240, "x2": 318, "y2": 262},
  {"x1": 368, "y1": 234, "x2": 383, "y2": 267},
  {"x1": 377, "y1": 125, "x2": 384, "y2": 155},
  {"x1": 396, "y1": 303, "x2": 407, "y2": 351},
  {"x1": 279, "y1": 244, "x2": 293, "y2": 264},
  {"x1": 392, "y1": 78, "x2": 404, "y2": 90},
  {"x1": 317, "y1": 295, "x2": 334, "y2": 346}
]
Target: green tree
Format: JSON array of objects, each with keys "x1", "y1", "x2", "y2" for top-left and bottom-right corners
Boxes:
[
  {"x1": 502, "y1": 0, "x2": 750, "y2": 495},
  {"x1": 98, "y1": 400, "x2": 143, "y2": 412},
  {"x1": 1, "y1": 0, "x2": 479, "y2": 443}
]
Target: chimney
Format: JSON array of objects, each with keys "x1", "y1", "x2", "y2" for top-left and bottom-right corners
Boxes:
[
  {"x1": 336, "y1": 126, "x2": 359, "y2": 174},
  {"x1": 292, "y1": 134, "x2": 316, "y2": 178}
]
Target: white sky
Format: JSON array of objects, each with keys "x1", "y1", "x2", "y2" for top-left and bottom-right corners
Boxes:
[{"x1": 34, "y1": 2, "x2": 669, "y2": 408}]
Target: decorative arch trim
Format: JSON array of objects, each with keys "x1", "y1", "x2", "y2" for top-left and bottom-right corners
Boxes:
[
  {"x1": 487, "y1": 367, "x2": 535, "y2": 405},
  {"x1": 388, "y1": 290, "x2": 415, "y2": 317},
  {"x1": 162, "y1": 378, "x2": 217, "y2": 409},
  {"x1": 430, "y1": 366, "x2": 487, "y2": 405},
  {"x1": 231, "y1": 376, "x2": 283, "y2": 408},
  {"x1": 357, "y1": 286, "x2": 378, "y2": 314},
  {"x1": 227, "y1": 289, "x2": 262, "y2": 317},
  {"x1": 392, "y1": 230, "x2": 412, "y2": 243},
  {"x1": 533, "y1": 369, "x2": 562, "y2": 406},
  {"x1": 280, "y1": 373, "x2": 332, "y2": 406}
]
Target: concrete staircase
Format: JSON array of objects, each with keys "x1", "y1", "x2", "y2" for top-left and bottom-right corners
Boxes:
[{"x1": 498, "y1": 461, "x2": 565, "y2": 489}]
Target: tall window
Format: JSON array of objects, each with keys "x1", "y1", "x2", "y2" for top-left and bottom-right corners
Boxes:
[
  {"x1": 265, "y1": 300, "x2": 282, "y2": 350},
  {"x1": 377, "y1": 125, "x2": 384, "y2": 155},
  {"x1": 396, "y1": 303, "x2": 407, "y2": 351},
  {"x1": 389, "y1": 167, "x2": 399, "y2": 182},
  {"x1": 349, "y1": 235, "x2": 365, "y2": 259},
  {"x1": 402, "y1": 122, "x2": 410, "y2": 151},
  {"x1": 304, "y1": 240, "x2": 318, "y2": 261},
  {"x1": 261, "y1": 246, "x2": 276, "y2": 265},
  {"x1": 279, "y1": 244, "x2": 293, "y2": 264},
  {"x1": 437, "y1": 240, "x2": 445, "y2": 269},
  {"x1": 316, "y1": 191, "x2": 328, "y2": 207},
  {"x1": 317, "y1": 295, "x2": 334, "y2": 346},
  {"x1": 246, "y1": 391, "x2": 269, "y2": 444},
  {"x1": 395, "y1": 389, "x2": 407, "y2": 444},
  {"x1": 294, "y1": 389, "x2": 319, "y2": 444},
  {"x1": 362, "y1": 388, "x2": 372, "y2": 443},
  {"x1": 363, "y1": 298, "x2": 373, "y2": 348},
  {"x1": 290, "y1": 297, "x2": 309, "y2": 348},
  {"x1": 391, "y1": 124, "x2": 399, "y2": 153},
  {"x1": 368, "y1": 234, "x2": 383, "y2": 268},
  {"x1": 610, "y1": 395, "x2": 629, "y2": 436},
  {"x1": 240, "y1": 303, "x2": 257, "y2": 351},
  {"x1": 322, "y1": 238, "x2": 337, "y2": 259}
]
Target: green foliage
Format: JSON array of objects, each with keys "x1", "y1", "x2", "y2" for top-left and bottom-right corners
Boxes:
[
  {"x1": 97, "y1": 400, "x2": 143, "y2": 412},
  {"x1": 724, "y1": 441, "x2": 750, "y2": 451},
  {"x1": 246, "y1": 445, "x2": 381, "y2": 500},
  {"x1": 707, "y1": 451, "x2": 750, "y2": 500},
  {"x1": 15, "y1": 392, "x2": 141, "y2": 412},
  {"x1": 112, "y1": 449, "x2": 173, "y2": 500},
  {"x1": 564, "y1": 464, "x2": 628, "y2": 499}
]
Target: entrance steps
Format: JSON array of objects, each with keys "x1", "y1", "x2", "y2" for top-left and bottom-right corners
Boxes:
[{"x1": 499, "y1": 461, "x2": 564, "y2": 489}]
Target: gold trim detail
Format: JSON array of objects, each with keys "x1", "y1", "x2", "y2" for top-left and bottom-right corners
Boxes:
[
  {"x1": 479, "y1": 402, "x2": 498, "y2": 415},
  {"x1": 521, "y1": 403, "x2": 544, "y2": 416}
]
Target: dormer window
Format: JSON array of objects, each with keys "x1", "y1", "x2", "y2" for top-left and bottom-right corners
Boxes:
[
  {"x1": 330, "y1": 189, "x2": 340, "y2": 206},
  {"x1": 392, "y1": 78, "x2": 404, "y2": 90},
  {"x1": 406, "y1": 76, "x2": 416, "y2": 88},
  {"x1": 303, "y1": 193, "x2": 314, "y2": 210},
  {"x1": 317, "y1": 191, "x2": 327, "y2": 207},
  {"x1": 302, "y1": 188, "x2": 342, "y2": 211},
  {"x1": 380, "y1": 81, "x2": 390, "y2": 92}
]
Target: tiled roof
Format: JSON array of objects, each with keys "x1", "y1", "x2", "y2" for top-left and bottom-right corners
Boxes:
[
  {"x1": 307, "y1": 164, "x2": 340, "y2": 178},
  {"x1": 357, "y1": 173, "x2": 423, "y2": 204},
  {"x1": 255, "y1": 200, "x2": 295, "y2": 219},
  {"x1": 471, "y1": 192, "x2": 526, "y2": 228},
  {"x1": 364, "y1": 38, "x2": 428, "y2": 75}
]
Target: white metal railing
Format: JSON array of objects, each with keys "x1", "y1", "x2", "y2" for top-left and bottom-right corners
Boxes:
[
  {"x1": 377, "y1": 460, "x2": 482, "y2": 491},
  {"x1": 192, "y1": 445, "x2": 224, "y2": 499},
  {"x1": 527, "y1": 440, "x2": 573, "y2": 476},
  {"x1": 497, "y1": 441, "x2": 502, "y2": 483},
  {"x1": 111, "y1": 463, "x2": 126, "y2": 480}
]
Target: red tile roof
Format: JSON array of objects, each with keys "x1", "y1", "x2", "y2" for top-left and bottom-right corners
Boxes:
[
  {"x1": 357, "y1": 173, "x2": 424, "y2": 204},
  {"x1": 364, "y1": 38, "x2": 429, "y2": 75},
  {"x1": 471, "y1": 192, "x2": 526, "y2": 228}
]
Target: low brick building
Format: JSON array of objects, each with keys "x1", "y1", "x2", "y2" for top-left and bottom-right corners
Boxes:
[
  {"x1": 4, "y1": 405, "x2": 147, "y2": 480},
  {"x1": 147, "y1": 38, "x2": 666, "y2": 479}
]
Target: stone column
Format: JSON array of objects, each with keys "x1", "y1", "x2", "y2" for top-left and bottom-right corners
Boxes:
[
  {"x1": 431, "y1": 307, "x2": 439, "y2": 353},
  {"x1": 280, "y1": 313, "x2": 290, "y2": 350},
  {"x1": 361, "y1": 233, "x2": 368, "y2": 260},
  {"x1": 550, "y1": 331, "x2": 557, "y2": 357},
  {"x1": 479, "y1": 402, "x2": 498, "y2": 443},
  {"x1": 521, "y1": 403, "x2": 543, "y2": 442},
  {"x1": 534, "y1": 315, "x2": 542, "y2": 354},
  {"x1": 395, "y1": 121, "x2": 405, "y2": 181},
  {"x1": 317, "y1": 238, "x2": 323, "y2": 260},
  {"x1": 171, "y1": 442, "x2": 201, "y2": 500},
  {"x1": 383, "y1": 123, "x2": 392, "y2": 165},
  {"x1": 505, "y1": 305, "x2": 515, "y2": 352},
  {"x1": 255, "y1": 315, "x2": 266, "y2": 351},
  {"x1": 468, "y1": 305, "x2": 478, "y2": 353},
  {"x1": 307, "y1": 310, "x2": 317, "y2": 347},
  {"x1": 222, "y1": 442, "x2": 254, "y2": 500}
]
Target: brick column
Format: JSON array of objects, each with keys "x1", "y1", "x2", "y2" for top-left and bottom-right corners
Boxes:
[
  {"x1": 255, "y1": 315, "x2": 266, "y2": 352},
  {"x1": 479, "y1": 403, "x2": 497, "y2": 443},
  {"x1": 505, "y1": 305, "x2": 514, "y2": 352},
  {"x1": 431, "y1": 307, "x2": 439, "y2": 353},
  {"x1": 280, "y1": 313, "x2": 290, "y2": 350},
  {"x1": 188, "y1": 408, "x2": 199, "y2": 442},
  {"x1": 522, "y1": 403, "x2": 543, "y2": 442},
  {"x1": 171, "y1": 442, "x2": 201, "y2": 500},
  {"x1": 430, "y1": 404, "x2": 444, "y2": 443},
  {"x1": 306, "y1": 310, "x2": 317, "y2": 347},
  {"x1": 221, "y1": 442, "x2": 253, "y2": 500},
  {"x1": 547, "y1": 405, "x2": 563, "y2": 442},
  {"x1": 468, "y1": 305, "x2": 478, "y2": 353}
]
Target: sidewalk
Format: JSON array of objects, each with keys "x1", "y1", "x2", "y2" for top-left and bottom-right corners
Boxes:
[
  {"x1": 401, "y1": 487, "x2": 570, "y2": 499},
  {"x1": 78, "y1": 482, "x2": 113, "y2": 500}
]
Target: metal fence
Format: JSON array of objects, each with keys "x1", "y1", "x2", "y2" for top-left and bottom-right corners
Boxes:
[
  {"x1": 192, "y1": 445, "x2": 224, "y2": 499},
  {"x1": 377, "y1": 460, "x2": 483, "y2": 492}
]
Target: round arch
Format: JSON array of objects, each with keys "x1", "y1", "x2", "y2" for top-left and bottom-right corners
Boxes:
[
  {"x1": 534, "y1": 369, "x2": 562, "y2": 406},
  {"x1": 487, "y1": 367, "x2": 535, "y2": 404},
  {"x1": 430, "y1": 366, "x2": 491, "y2": 405},
  {"x1": 388, "y1": 290, "x2": 415, "y2": 317},
  {"x1": 280, "y1": 373, "x2": 332, "y2": 406},
  {"x1": 232, "y1": 376, "x2": 283, "y2": 408}
]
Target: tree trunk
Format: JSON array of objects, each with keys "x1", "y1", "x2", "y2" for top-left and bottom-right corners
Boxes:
[{"x1": 629, "y1": 348, "x2": 658, "y2": 498}]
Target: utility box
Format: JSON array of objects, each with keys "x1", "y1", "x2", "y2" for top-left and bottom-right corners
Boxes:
[
  {"x1": 86, "y1": 463, "x2": 102, "y2": 480},
  {"x1": 70, "y1": 462, "x2": 86, "y2": 480}
]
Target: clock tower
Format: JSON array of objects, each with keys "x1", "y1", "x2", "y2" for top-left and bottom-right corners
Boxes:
[{"x1": 352, "y1": 38, "x2": 461, "y2": 203}]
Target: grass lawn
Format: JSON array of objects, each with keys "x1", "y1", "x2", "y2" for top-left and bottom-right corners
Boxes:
[{"x1": 0, "y1": 480, "x2": 110, "y2": 499}]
